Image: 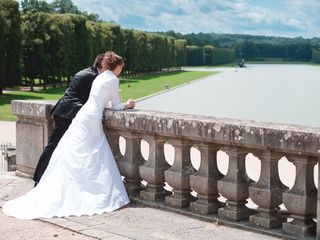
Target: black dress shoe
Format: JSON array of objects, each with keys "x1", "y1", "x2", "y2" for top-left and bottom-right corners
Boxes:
[{"x1": 34, "y1": 181, "x2": 38, "y2": 188}]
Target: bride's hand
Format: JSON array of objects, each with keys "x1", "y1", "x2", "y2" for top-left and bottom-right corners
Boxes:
[{"x1": 124, "y1": 99, "x2": 136, "y2": 109}]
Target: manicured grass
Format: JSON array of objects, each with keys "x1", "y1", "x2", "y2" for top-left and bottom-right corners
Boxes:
[
  {"x1": 119, "y1": 71, "x2": 215, "y2": 100},
  {"x1": 0, "y1": 71, "x2": 215, "y2": 121},
  {"x1": 183, "y1": 63, "x2": 235, "y2": 68},
  {"x1": 0, "y1": 88, "x2": 66, "y2": 121}
]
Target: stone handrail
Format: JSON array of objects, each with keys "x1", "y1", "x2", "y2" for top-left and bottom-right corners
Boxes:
[{"x1": 12, "y1": 100, "x2": 320, "y2": 240}]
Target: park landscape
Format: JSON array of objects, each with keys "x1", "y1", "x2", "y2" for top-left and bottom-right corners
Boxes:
[
  {"x1": 1, "y1": 1, "x2": 320, "y2": 122},
  {"x1": 1, "y1": 0, "x2": 320, "y2": 240}
]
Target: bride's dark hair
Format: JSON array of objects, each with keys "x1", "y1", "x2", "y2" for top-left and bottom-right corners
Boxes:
[{"x1": 102, "y1": 51, "x2": 124, "y2": 70}]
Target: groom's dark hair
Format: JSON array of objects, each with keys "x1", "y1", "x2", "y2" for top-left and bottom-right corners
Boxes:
[{"x1": 94, "y1": 53, "x2": 105, "y2": 69}]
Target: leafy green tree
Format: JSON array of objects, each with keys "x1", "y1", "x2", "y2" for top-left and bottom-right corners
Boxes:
[
  {"x1": 46, "y1": 14, "x2": 73, "y2": 86},
  {"x1": 82, "y1": 12, "x2": 100, "y2": 22},
  {"x1": 68, "y1": 14, "x2": 90, "y2": 75},
  {"x1": 51, "y1": 0, "x2": 79, "y2": 14},
  {"x1": 21, "y1": 12, "x2": 49, "y2": 90},
  {"x1": 124, "y1": 30, "x2": 147, "y2": 72},
  {"x1": 109, "y1": 24, "x2": 126, "y2": 57},
  {"x1": 21, "y1": 0, "x2": 51, "y2": 13},
  {"x1": 312, "y1": 49, "x2": 320, "y2": 63},
  {"x1": 204, "y1": 45, "x2": 214, "y2": 65},
  {"x1": 203, "y1": 45, "x2": 235, "y2": 65},
  {"x1": 0, "y1": 0, "x2": 22, "y2": 94},
  {"x1": 0, "y1": 17, "x2": 5, "y2": 94},
  {"x1": 187, "y1": 46, "x2": 203, "y2": 66},
  {"x1": 174, "y1": 39, "x2": 187, "y2": 67},
  {"x1": 86, "y1": 21, "x2": 112, "y2": 63}
]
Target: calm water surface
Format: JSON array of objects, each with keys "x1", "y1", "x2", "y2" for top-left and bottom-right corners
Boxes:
[{"x1": 137, "y1": 64, "x2": 320, "y2": 127}]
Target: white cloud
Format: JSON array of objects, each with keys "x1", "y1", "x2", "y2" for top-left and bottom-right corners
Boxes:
[{"x1": 19, "y1": 0, "x2": 320, "y2": 37}]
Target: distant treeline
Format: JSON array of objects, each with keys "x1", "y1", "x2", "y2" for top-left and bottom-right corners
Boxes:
[{"x1": 158, "y1": 31, "x2": 320, "y2": 63}]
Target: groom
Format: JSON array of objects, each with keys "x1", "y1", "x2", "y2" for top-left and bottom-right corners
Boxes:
[{"x1": 33, "y1": 53, "x2": 105, "y2": 186}]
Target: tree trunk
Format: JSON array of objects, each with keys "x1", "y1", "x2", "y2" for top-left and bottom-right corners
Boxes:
[
  {"x1": 43, "y1": 78, "x2": 47, "y2": 90},
  {"x1": 30, "y1": 78, "x2": 34, "y2": 92}
]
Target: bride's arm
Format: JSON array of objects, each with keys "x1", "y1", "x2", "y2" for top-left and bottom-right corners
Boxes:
[
  {"x1": 108, "y1": 77, "x2": 136, "y2": 110},
  {"x1": 109, "y1": 77, "x2": 124, "y2": 111}
]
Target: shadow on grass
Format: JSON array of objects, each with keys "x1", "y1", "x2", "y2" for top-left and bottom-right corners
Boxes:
[
  {"x1": 35, "y1": 87, "x2": 66, "y2": 95},
  {"x1": 119, "y1": 79, "x2": 139, "y2": 84}
]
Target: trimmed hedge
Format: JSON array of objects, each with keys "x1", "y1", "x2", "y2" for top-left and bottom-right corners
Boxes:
[
  {"x1": 204, "y1": 45, "x2": 236, "y2": 65},
  {"x1": 21, "y1": 12, "x2": 186, "y2": 85}
]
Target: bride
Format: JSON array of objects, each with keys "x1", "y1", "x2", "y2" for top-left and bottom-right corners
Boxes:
[{"x1": 2, "y1": 51, "x2": 135, "y2": 219}]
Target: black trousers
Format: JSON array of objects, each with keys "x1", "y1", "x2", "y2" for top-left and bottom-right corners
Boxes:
[{"x1": 33, "y1": 115, "x2": 72, "y2": 184}]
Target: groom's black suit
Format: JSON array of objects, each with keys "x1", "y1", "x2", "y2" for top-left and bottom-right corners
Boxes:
[{"x1": 33, "y1": 66, "x2": 99, "y2": 184}]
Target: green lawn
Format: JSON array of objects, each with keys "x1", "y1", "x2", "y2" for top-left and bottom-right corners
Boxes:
[
  {"x1": 119, "y1": 71, "x2": 215, "y2": 100},
  {"x1": 0, "y1": 71, "x2": 215, "y2": 121}
]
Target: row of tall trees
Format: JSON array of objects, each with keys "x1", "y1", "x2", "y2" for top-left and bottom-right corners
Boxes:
[
  {"x1": 0, "y1": 0, "x2": 187, "y2": 92},
  {"x1": 187, "y1": 45, "x2": 235, "y2": 66},
  {"x1": 21, "y1": 12, "x2": 187, "y2": 89}
]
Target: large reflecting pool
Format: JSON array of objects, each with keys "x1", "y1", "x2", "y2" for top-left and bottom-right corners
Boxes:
[{"x1": 137, "y1": 64, "x2": 320, "y2": 127}]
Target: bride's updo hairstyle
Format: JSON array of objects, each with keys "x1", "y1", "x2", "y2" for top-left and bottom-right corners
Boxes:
[{"x1": 102, "y1": 51, "x2": 124, "y2": 71}]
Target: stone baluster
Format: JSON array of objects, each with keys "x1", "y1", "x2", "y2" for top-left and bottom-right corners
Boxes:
[
  {"x1": 139, "y1": 135, "x2": 170, "y2": 202},
  {"x1": 249, "y1": 150, "x2": 287, "y2": 228},
  {"x1": 117, "y1": 131, "x2": 144, "y2": 196},
  {"x1": 105, "y1": 129, "x2": 122, "y2": 162},
  {"x1": 165, "y1": 139, "x2": 196, "y2": 208},
  {"x1": 282, "y1": 155, "x2": 317, "y2": 237},
  {"x1": 217, "y1": 146, "x2": 251, "y2": 220},
  {"x1": 190, "y1": 143, "x2": 224, "y2": 214}
]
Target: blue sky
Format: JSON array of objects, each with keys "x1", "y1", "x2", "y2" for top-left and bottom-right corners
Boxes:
[{"x1": 43, "y1": 0, "x2": 320, "y2": 38}]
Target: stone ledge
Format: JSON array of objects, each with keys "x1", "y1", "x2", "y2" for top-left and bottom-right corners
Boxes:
[
  {"x1": 11, "y1": 100, "x2": 320, "y2": 155},
  {"x1": 104, "y1": 109, "x2": 320, "y2": 155},
  {"x1": 12, "y1": 100, "x2": 56, "y2": 119}
]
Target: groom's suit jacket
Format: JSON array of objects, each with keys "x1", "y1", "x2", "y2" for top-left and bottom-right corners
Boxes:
[{"x1": 51, "y1": 66, "x2": 99, "y2": 120}]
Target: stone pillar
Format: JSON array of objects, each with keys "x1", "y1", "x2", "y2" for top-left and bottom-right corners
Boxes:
[
  {"x1": 190, "y1": 143, "x2": 224, "y2": 214},
  {"x1": 218, "y1": 146, "x2": 251, "y2": 220},
  {"x1": 165, "y1": 139, "x2": 196, "y2": 208},
  {"x1": 12, "y1": 100, "x2": 55, "y2": 178},
  {"x1": 139, "y1": 135, "x2": 170, "y2": 202},
  {"x1": 283, "y1": 155, "x2": 317, "y2": 237},
  {"x1": 249, "y1": 150, "x2": 287, "y2": 228},
  {"x1": 105, "y1": 129, "x2": 122, "y2": 162},
  {"x1": 117, "y1": 131, "x2": 144, "y2": 196}
]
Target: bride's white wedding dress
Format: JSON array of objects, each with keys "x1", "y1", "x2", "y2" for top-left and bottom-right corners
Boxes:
[{"x1": 2, "y1": 70, "x2": 130, "y2": 219}]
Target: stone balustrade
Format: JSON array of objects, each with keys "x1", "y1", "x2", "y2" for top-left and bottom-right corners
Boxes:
[{"x1": 12, "y1": 100, "x2": 320, "y2": 240}]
